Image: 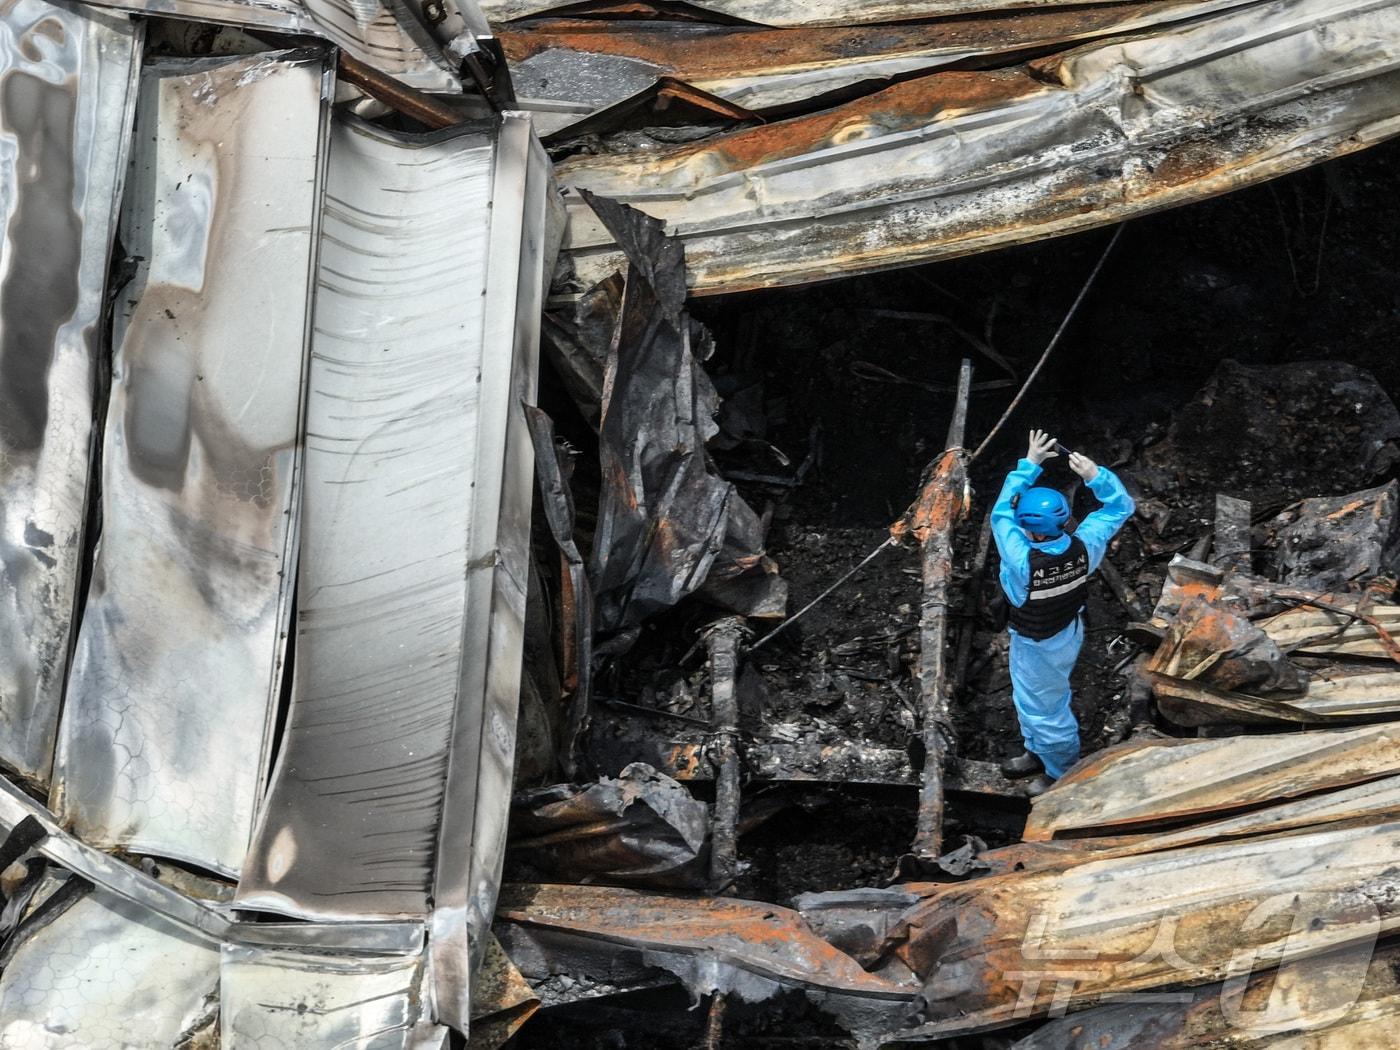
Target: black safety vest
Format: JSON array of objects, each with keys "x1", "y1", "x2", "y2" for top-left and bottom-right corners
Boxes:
[{"x1": 1007, "y1": 536, "x2": 1089, "y2": 640}]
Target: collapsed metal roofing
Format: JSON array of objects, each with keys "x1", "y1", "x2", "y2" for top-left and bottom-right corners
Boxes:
[{"x1": 4, "y1": 0, "x2": 1400, "y2": 1045}]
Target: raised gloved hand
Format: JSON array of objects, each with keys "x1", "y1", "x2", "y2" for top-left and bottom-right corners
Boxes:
[
  {"x1": 1026, "y1": 429, "x2": 1058, "y2": 465},
  {"x1": 1068, "y1": 451, "x2": 1099, "y2": 482}
]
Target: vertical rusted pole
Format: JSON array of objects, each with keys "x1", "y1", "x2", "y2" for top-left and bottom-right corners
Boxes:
[
  {"x1": 705, "y1": 617, "x2": 746, "y2": 892},
  {"x1": 702, "y1": 616, "x2": 745, "y2": 1050},
  {"x1": 912, "y1": 359, "x2": 973, "y2": 860}
]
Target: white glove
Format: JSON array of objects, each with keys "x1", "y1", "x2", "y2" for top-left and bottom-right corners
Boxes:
[
  {"x1": 1068, "y1": 451, "x2": 1099, "y2": 482},
  {"x1": 1026, "y1": 429, "x2": 1058, "y2": 466}
]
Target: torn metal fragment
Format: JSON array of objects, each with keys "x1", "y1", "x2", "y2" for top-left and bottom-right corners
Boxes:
[
  {"x1": 509, "y1": 763, "x2": 709, "y2": 888},
  {"x1": 0, "y1": 0, "x2": 140, "y2": 786},
  {"x1": 52, "y1": 47, "x2": 332, "y2": 878}
]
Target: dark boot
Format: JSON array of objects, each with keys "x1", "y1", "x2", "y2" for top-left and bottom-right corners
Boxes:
[
  {"x1": 1000, "y1": 751, "x2": 1044, "y2": 779},
  {"x1": 1024, "y1": 774, "x2": 1055, "y2": 798}
]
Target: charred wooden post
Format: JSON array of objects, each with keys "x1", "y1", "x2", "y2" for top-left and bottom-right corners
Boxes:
[
  {"x1": 705, "y1": 617, "x2": 747, "y2": 892},
  {"x1": 1212, "y1": 493, "x2": 1253, "y2": 573},
  {"x1": 904, "y1": 359, "x2": 973, "y2": 860}
]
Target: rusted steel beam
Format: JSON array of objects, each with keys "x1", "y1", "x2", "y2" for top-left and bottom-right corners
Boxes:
[
  {"x1": 907, "y1": 358, "x2": 973, "y2": 860},
  {"x1": 705, "y1": 618, "x2": 747, "y2": 893},
  {"x1": 336, "y1": 52, "x2": 460, "y2": 130}
]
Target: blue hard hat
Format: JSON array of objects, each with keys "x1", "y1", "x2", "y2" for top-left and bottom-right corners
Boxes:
[{"x1": 1015, "y1": 487, "x2": 1071, "y2": 537}]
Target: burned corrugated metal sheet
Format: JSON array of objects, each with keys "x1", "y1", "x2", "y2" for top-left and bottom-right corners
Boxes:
[
  {"x1": 558, "y1": 0, "x2": 1400, "y2": 294},
  {"x1": 221, "y1": 944, "x2": 449, "y2": 1049},
  {"x1": 81, "y1": 0, "x2": 462, "y2": 90},
  {"x1": 52, "y1": 49, "x2": 332, "y2": 878},
  {"x1": 481, "y1": 0, "x2": 1164, "y2": 23},
  {"x1": 0, "y1": 887, "x2": 221, "y2": 1048},
  {"x1": 232, "y1": 110, "x2": 557, "y2": 1029},
  {"x1": 503, "y1": 1, "x2": 1254, "y2": 120},
  {"x1": 1013, "y1": 941, "x2": 1400, "y2": 1048},
  {"x1": 0, "y1": 0, "x2": 140, "y2": 786},
  {"x1": 1023, "y1": 723, "x2": 1400, "y2": 841},
  {"x1": 892, "y1": 817, "x2": 1400, "y2": 1038}
]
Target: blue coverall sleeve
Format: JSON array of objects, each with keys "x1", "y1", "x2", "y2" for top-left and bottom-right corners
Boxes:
[
  {"x1": 991, "y1": 458, "x2": 1042, "y2": 607},
  {"x1": 1074, "y1": 466, "x2": 1136, "y2": 571}
]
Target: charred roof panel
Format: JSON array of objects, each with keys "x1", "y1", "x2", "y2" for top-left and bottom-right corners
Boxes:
[{"x1": 557, "y1": 0, "x2": 1400, "y2": 294}]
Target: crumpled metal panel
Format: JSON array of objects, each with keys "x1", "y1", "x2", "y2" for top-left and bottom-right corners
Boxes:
[
  {"x1": 52, "y1": 49, "x2": 332, "y2": 878},
  {"x1": 81, "y1": 0, "x2": 460, "y2": 90},
  {"x1": 0, "y1": 1, "x2": 140, "y2": 786},
  {"x1": 221, "y1": 943, "x2": 449, "y2": 1049},
  {"x1": 0, "y1": 887, "x2": 220, "y2": 1048},
  {"x1": 559, "y1": 0, "x2": 1400, "y2": 294},
  {"x1": 1023, "y1": 723, "x2": 1400, "y2": 841},
  {"x1": 233, "y1": 111, "x2": 556, "y2": 1030},
  {"x1": 892, "y1": 817, "x2": 1400, "y2": 1038},
  {"x1": 502, "y1": 1, "x2": 1253, "y2": 119}
]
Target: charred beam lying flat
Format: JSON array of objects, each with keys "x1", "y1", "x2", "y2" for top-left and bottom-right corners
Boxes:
[
  {"x1": 0, "y1": 0, "x2": 141, "y2": 787},
  {"x1": 559, "y1": 0, "x2": 1400, "y2": 294},
  {"x1": 52, "y1": 48, "x2": 332, "y2": 879}
]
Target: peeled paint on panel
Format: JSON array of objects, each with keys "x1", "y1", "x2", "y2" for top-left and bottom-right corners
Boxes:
[
  {"x1": 558, "y1": 0, "x2": 1400, "y2": 294},
  {"x1": 235, "y1": 116, "x2": 497, "y2": 921},
  {"x1": 0, "y1": 1, "x2": 139, "y2": 785},
  {"x1": 221, "y1": 943, "x2": 448, "y2": 1049},
  {"x1": 0, "y1": 888, "x2": 220, "y2": 1049},
  {"x1": 53, "y1": 49, "x2": 330, "y2": 878},
  {"x1": 78, "y1": 0, "x2": 459, "y2": 90}
]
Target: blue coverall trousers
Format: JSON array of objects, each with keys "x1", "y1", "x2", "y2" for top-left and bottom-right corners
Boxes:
[{"x1": 1008, "y1": 614, "x2": 1083, "y2": 779}]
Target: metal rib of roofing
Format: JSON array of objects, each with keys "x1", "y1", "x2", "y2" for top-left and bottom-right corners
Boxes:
[
  {"x1": 558, "y1": 0, "x2": 1400, "y2": 294},
  {"x1": 502, "y1": 0, "x2": 1254, "y2": 118},
  {"x1": 233, "y1": 110, "x2": 556, "y2": 1031},
  {"x1": 51, "y1": 48, "x2": 332, "y2": 879},
  {"x1": 1023, "y1": 723, "x2": 1400, "y2": 841},
  {"x1": 221, "y1": 944, "x2": 449, "y2": 1048},
  {"x1": 0, "y1": 0, "x2": 140, "y2": 786},
  {"x1": 480, "y1": 0, "x2": 1152, "y2": 24},
  {"x1": 0, "y1": 886, "x2": 222, "y2": 1048},
  {"x1": 78, "y1": 0, "x2": 461, "y2": 90}
]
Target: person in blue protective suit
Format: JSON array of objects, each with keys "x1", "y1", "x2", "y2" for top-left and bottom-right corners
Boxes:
[{"x1": 991, "y1": 429, "x2": 1135, "y2": 797}]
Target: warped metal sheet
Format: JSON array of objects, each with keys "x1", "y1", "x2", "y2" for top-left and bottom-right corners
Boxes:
[
  {"x1": 81, "y1": 0, "x2": 460, "y2": 90},
  {"x1": 558, "y1": 0, "x2": 1400, "y2": 294},
  {"x1": 0, "y1": 888, "x2": 220, "y2": 1048},
  {"x1": 53, "y1": 49, "x2": 331, "y2": 878},
  {"x1": 1023, "y1": 724, "x2": 1400, "y2": 841},
  {"x1": 234, "y1": 111, "x2": 555, "y2": 1030},
  {"x1": 0, "y1": 1, "x2": 140, "y2": 785},
  {"x1": 221, "y1": 944, "x2": 449, "y2": 1049},
  {"x1": 480, "y1": 0, "x2": 1140, "y2": 23},
  {"x1": 1152, "y1": 670, "x2": 1400, "y2": 727},
  {"x1": 892, "y1": 818, "x2": 1400, "y2": 1039},
  {"x1": 503, "y1": 1, "x2": 1252, "y2": 119},
  {"x1": 1014, "y1": 941, "x2": 1400, "y2": 1048}
]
